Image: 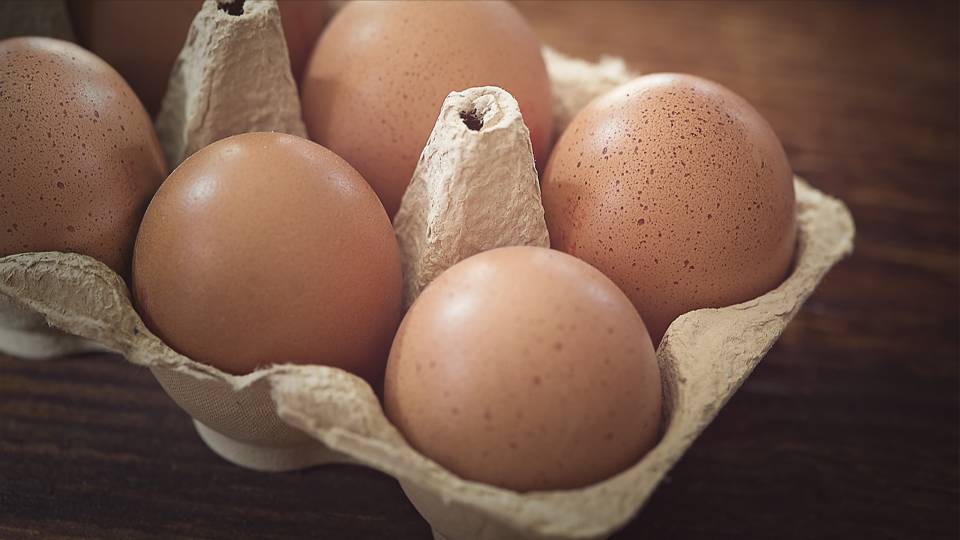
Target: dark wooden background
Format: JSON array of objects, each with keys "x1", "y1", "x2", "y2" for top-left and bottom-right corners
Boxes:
[{"x1": 2, "y1": 1, "x2": 957, "y2": 539}]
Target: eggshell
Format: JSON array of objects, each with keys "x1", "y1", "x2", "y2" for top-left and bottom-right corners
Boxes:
[
  {"x1": 0, "y1": 36, "x2": 166, "y2": 279},
  {"x1": 384, "y1": 246, "x2": 661, "y2": 492},
  {"x1": 541, "y1": 74, "x2": 797, "y2": 345},
  {"x1": 68, "y1": 0, "x2": 332, "y2": 116},
  {"x1": 301, "y1": 0, "x2": 554, "y2": 217},
  {"x1": 131, "y1": 132, "x2": 402, "y2": 381}
]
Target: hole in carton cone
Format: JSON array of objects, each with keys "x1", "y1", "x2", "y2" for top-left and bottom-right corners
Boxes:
[
  {"x1": 218, "y1": 0, "x2": 244, "y2": 16},
  {"x1": 459, "y1": 108, "x2": 484, "y2": 131}
]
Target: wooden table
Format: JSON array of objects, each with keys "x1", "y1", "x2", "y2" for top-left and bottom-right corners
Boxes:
[{"x1": 2, "y1": 1, "x2": 957, "y2": 538}]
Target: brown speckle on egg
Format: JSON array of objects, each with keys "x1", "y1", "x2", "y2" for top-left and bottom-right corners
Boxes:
[
  {"x1": 0, "y1": 37, "x2": 166, "y2": 279},
  {"x1": 542, "y1": 74, "x2": 797, "y2": 345}
]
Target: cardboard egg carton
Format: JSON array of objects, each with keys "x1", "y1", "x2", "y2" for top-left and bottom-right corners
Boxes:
[{"x1": 0, "y1": 1, "x2": 855, "y2": 539}]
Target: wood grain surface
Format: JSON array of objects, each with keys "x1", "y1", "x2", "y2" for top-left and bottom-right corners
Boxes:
[{"x1": 2, "y1": 1, "x2": 958, "y2": 539}]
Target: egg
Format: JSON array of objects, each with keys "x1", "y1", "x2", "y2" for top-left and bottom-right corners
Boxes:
[
  {"x1": 132, "y1": 132, "x2": 402, "y2": 381},
  {"x1": 69, "y1": 0, "x2": 332, "y2": 116},
  {"x1": 301, "y1": 0, "x2": 553, "y2": 217},
  {"x1": 384, "y1": 246, "x2": 661, "y2": 491},
  {"x1": 541, "y1": 74, "x2": 797, "y2": 345},
  {"x1": 0, "y1": 37, "x2": 166, "y2": 278}
]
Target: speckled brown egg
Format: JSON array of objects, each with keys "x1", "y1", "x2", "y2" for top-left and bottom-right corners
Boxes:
[
  {"x1": 384, "y1": 246, "x2": 661, "y2": 491},
  {"x1": 301, "y1": 0, "x2": 553, "y2": 217},
  {"x1": 132, "y1": 132, "x2": 402, "y2": 382},
  {"x1": 0, "y1": 37, "x2": 166, "y2": 279},
  {"x1": 69, "y1": 0, "x2": 332, "y2": 116},
  {"x1": 541, "y1": 74, "x2": 797, "y2": 345}
]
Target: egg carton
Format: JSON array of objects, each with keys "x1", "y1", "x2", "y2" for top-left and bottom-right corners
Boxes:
[{"x1": 0, "y1": 1, "x2": 856, "y2": 539}]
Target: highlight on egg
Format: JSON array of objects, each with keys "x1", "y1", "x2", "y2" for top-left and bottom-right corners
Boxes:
[
  {"x1": 384, "y1": 246, "x2": 662, "y2": 492},
  {"x1": 541, "y1": 73, "x2": 797, "y2": 345},
  {"x1": 0, "y1": 36, "x2": 166, "y2": 279},
  {"x1": 132, "y1": 132, "x2": 403, "y2": 382},
  {"x1": 301, "y1": 0, "x2": 554, "y2": 217}
]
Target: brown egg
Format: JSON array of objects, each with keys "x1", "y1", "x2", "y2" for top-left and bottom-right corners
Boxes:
[
  {"x1": 301, "y1": 0, "x2": 554, "y2": 217},
  {"x1": 384, "y1": 246, "x2": 661, "y2": 492},
  {"x1": 132, "y1": 132, "x2": 402, "y2": 381},
  {"x1": 0, "y1": 37, "x2": 166, "y2": 279},
  {"x1": 541, "y1": 74, "x2": 797, "y2": 345},
  {"x1": 69, "y1": 0, "x2": 332, "y2": 116}
]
